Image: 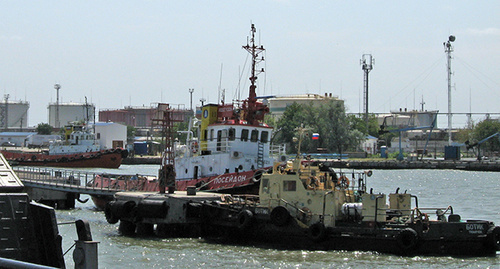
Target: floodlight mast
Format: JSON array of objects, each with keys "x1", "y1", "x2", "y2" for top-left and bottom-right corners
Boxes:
[
  {"x1": 444, "y1": 35, "x2": 455, "y2": 146},
  {"x1": 54, "y1": 83, "x2": 61, "y2": 129}
]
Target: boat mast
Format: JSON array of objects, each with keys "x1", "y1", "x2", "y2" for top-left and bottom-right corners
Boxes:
[{"x1": 242, "y1": 24, "x2": 266, "y2": 125}]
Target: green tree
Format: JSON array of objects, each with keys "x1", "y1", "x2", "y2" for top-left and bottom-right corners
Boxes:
[
  {"x1": 274, "y1": 102, "x2": 308, "y2": 153},
  {"x1": 127, "y1": 125, "x2": 136, "y2": 139},
  {"x1": 470, "y1": 118, "x2": 500, "y2": 153},
  {"x1": 348, "y1": 114, "x2": 380, "y2": 137},
  {"x1": 36, "y1": 123, "x2": 53, "y2": 135},
  {"x1": 273, "y1": 100, "x2": 364, "y2": 154}
]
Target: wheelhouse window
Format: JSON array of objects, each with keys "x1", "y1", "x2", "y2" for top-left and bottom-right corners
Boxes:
[
  {"x1": 241, "y1": 129, "x2": 249, "y2": 141},
  {"x1": 250, "y1": 130, "x2": 258, "y2": 142},
  {"x1": 209, "y1": 129, "x2": 214, "y2": 141},
  {"x1": 217, "y1": 130, "x2": 222, "y2": 151},
  {"x1": 261, "y1": 131, "x2": 269, "y2": 143},
  {"x1": 228, "y1": 128, "x2": 235, "y2": 141},
  {"x1": 283, "y1": 180, "x2": 296, "y2": 191}
]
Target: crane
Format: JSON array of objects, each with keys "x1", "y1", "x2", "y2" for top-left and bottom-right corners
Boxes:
[
  {"x1": 379, "y1": 114, "x2": 437, "y2": 161},
  {"x1": 465, "y1": 132, "x2": 500, "y2": 160}
]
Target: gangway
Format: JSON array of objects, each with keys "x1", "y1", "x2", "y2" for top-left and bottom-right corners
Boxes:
[{"x1": 13, "y1": 167, "x2": 137, "y2": 208}]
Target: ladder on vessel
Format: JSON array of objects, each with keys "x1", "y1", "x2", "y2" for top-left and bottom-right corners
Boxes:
[{"x1": 257, "y1": 142, "x2": 264, "y2": 168}]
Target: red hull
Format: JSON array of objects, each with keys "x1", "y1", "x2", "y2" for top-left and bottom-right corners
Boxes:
[{"x1": 1, "y1": 149, "x2": 126, "y2": 168}]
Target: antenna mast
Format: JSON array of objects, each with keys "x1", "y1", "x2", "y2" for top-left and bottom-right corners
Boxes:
[
  {"x1": 242, "y1": 24, "x2": 267, "y2": 125},
  {"x1": 360, "y1": 54, "x2": 374, "y2": 133}
]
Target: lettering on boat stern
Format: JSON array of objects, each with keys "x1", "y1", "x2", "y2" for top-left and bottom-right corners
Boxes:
[
  {"x1": 466, "y1": 223, "x2": 485, "y2": 234},
  {"x1": 255, "y1": 207, "x2": 269, "y2": 215},
  {"x1": 213, "y1": 174, "x2": 248, "y2": 184}
]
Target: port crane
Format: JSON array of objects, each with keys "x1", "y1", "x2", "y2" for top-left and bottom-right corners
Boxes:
[
  {"x1": 379, "y1": 114, "x2": 437, "y2": 161},
  {"x1": 465, "y1": 132, "x2": 500, "y2": 160}
]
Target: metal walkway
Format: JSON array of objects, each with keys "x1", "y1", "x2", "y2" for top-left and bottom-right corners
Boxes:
[{"x1": 14, "y1": 167, "x2": 123, "y2": 197}]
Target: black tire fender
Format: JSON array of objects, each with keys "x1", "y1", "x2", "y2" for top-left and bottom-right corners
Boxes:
[
  {"x1": 486, "y1": 226, "x2": 500, "y2": 250},
  {"x1": 237, "y1": 209, "x2": 254, "y2": 230},
  {"x1": 270, "y1": 206, "x2": 290, "y2": 227},
  {"x1": 308, "y1": 222, "x2": 327, "y2": 242},
  {"x1": 105, "y1": 202, "x2": 119, "y2": 224},
  {"x1": 396, "y1": 228, "x2": 418, "y2": 251}
]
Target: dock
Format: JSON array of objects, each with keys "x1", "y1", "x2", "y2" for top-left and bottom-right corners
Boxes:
[
  {"x1": 121, "y1": 156, "x2": 500, "y2": 171},
  {"x1": 322, "y1": 159, "x2": 500, "y2": 171}
]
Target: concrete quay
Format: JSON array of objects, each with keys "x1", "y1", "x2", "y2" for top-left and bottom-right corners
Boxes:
[
  {"x1": 122, "y1": 156, "x2": 161, "y2": 165},
  {"x1": 122, "y1": 156, "x2": 500, "y2": 171},
  {"x1": 323, "y1": 159, "x2": 500, "y2": 172}
]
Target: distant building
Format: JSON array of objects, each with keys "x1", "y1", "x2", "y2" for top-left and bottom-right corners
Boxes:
[
  {"x1": 0, "y1": 132, "x2": 34, "y2": 147},
  {"x1": 361, "y1": 135, "x2": 378, "y2": 155},
  {"x1": 94, "y1": 122, "x2": 127, "y2": 149},
  {"x1": 265, "y1": 93, "x2": 343, "y2": 118},
  {"x1": 0, "y1": 100, "x2": 30, "y2": 129},
  {"x1": 99, "y1": 104, "x2": 191, "y2": 128},
  {"x1": 376, "y1": 109, "x2": 439, "y2": 129},
  {"x1": 48, "y1": 102, "x2": 95, "y2": 127}
]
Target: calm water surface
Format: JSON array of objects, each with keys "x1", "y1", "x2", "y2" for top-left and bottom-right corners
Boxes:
[{"x1": 54, "y1": 165, "x2": 500, "y2": 268}]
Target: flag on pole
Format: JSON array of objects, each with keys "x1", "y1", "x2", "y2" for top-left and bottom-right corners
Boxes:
[{"x1": 312, "y1": 133, "x2": 319, "y2": 140}]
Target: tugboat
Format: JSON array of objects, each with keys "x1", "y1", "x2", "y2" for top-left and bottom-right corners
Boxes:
[
  {"x1": 199, "y1": 154, "x2": 500, "y2": 256},
  {"x1": 91, "y1": 23, "x2": 284, "y2": 206},
  {"x1": 1, "y1": 124, "x2": 127, "y2": 168}
]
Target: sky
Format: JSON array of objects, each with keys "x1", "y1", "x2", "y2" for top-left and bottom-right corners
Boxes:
[{"x1": 1, "y1": 1, "x2": 499, "y2": 128}]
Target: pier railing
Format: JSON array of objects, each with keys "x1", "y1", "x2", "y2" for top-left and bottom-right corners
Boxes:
[{"x1": 12, "y1": 167, "x2": 127, "y2": 196}]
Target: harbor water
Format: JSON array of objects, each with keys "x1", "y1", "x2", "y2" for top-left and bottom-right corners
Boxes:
[{"x1": 54, "y1": 165, "x2": 499, "y2": 268}]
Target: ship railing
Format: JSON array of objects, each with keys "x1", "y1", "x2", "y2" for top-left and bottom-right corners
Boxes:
[
  {"x1": 224, "y1": 194, "x2": 260, "y2": 206},
  {"x1": 266, "y1": 198, "x2": 334, "y2": 225},
  {"x1": 269, "y1": 143, "x2": 286, "y2": 156},
  {"x1": 410, "y1": 205, "x2": 454, "y2": 222},
  {"x1": 199, "y1": 138, "x2": 271, "y2": 155}
]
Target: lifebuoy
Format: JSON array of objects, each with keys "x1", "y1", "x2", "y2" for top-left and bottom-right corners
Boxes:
[
  {"x1": 337, "y1": 176, "x2": 349, "y2": 189},
  {"x1": 396, "y1": 228, "x2": 418, "y2": 251},
  {"x1": 308, "y1": 222, "x2": 327, "y2": 242},
  {"x1": 365, "y1": 170, "x2": 373, "y2": 177},
  {"x1": 270, "y1": 206, "x2": 290, "y2": 227},
  {"x1": 237, "y1": 209, "x2": 254, "y2": 230}
]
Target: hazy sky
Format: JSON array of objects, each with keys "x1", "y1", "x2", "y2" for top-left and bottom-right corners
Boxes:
[{"x1": 1, "y1": 1, "x2": 499, "y2": 127}]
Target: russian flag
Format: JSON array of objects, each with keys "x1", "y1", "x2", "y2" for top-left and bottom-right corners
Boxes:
[{"x1": 312, "y1": 133, "x2": 319, "y2": 140}]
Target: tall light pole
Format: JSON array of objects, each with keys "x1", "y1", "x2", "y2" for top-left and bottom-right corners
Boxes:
[
  {"x1": 360, "y1": 54, "x2": 374, "y2": 133},
  {"x1": 189, "y1": 88, "x2": 194, "y2": 114},
  {"x1": 54, "y1": 83, "x2": 61, "y2": 129},
  {"x1": 4, "y1": 94, "x2": 9, "y2": 131},
  {"x1": 444, "y1": 35, "x2": 455, "y2": 145}
]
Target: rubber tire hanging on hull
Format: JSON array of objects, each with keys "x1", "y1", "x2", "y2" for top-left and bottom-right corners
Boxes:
[
  {"x1": 396, "y1": 228, "x2": 418, "y2": 252},
  {"x1": 104, "y1": 203, "x2": 119, "y2": 224},
  {"x1": 270, "y1": 206, "x2": 290, "y2": 227},
  {"x1": 486, "y1": 226, "x2": 500, "y2": 250},
  {"x1": 237, "y1": 209, "x2": 254, "y2": 230},
  {"x1": 308, "y1": 222, "x2": 327, "y2": 242}
]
